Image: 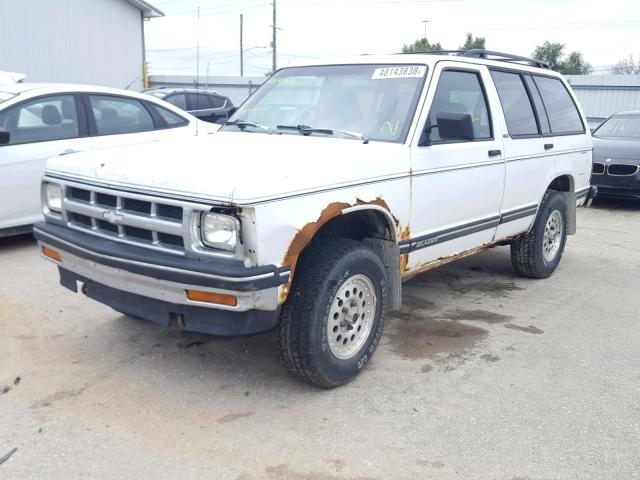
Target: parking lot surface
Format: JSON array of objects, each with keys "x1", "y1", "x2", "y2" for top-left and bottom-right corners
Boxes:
[{"x1": 1, "y1": 198, "x2": 639, "y2": 480}]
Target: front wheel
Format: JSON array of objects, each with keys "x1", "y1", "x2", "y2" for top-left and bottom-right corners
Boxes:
[
  {"x1": 279, "y1": 239, "x2": 388, "y2": 388},
  {"x1": 511, "y1": 190, "x2": 568, "y2": 279}
]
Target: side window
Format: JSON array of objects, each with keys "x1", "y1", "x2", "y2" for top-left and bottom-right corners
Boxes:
[
  {"x1": 209, "y1": 95, "x2": 226, "y2": 108},
  {"x1": 0, "y1": 95, "x2": 79, "y2": 145},
  {"x1": 89, "y1": 95, "x2": 154, "y2": 135},
  {"x1": 490, "y1": 71, "x2": 538, "y2": 137},
  {"x1": 427, "y1": 70, "x2": 492, "y2": 142},
  {"x1": 533, "y1": 76, "x2": 584, "y2": 134},
  {"x1": 166, "y1": 93, "x2": 187, "y2": 110},
  {"x1": 187, "y1": 93, "x2": 212, "y2": 110},
  {"x1": 523, "y1": 76, "x2": 551, "y2": 135},
  {"x1": 151, "y1": 104, "x2": 189, "y2": 128}
]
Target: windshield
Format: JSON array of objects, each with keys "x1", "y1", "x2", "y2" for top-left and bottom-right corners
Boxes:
[
  {"x1": 222, "y1": 64, "x2": 427, "y2": 143},
  {"x1": 594, "y1": 114, "x2": 640, "y2": 139},
  {"x1": 0, "y1": 91, "x2": 17, "y2": 104}
]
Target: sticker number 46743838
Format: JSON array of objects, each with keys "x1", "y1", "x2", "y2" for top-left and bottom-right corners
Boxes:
[{"x1": 372, "y1": 65, "x2": 426, "y2": 80}]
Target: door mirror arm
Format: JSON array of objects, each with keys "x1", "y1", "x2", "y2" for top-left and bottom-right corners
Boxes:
[{"x1": 418, "y1": 124, "x2": 437, "y2": 147}]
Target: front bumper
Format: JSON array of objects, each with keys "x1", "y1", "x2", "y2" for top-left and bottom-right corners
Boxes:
[
  {"x1": 34, "y1": 222, "x2": 288, "y2": 335},
  {"x1": 592, "y1": 168, "x2": 640, "y2": 200}
]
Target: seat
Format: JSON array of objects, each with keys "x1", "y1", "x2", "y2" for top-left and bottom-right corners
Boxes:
[
  {"x1": 99, "y1": 107, "x2": 119, "y2": 134},
  {"x1": 41, "y1": 105, "x2": 62, "y2": 126}
]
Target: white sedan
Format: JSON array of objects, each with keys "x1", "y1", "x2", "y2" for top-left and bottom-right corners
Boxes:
[{"x1": 0, "y1": 83, "x2": 217, "y2": 236}]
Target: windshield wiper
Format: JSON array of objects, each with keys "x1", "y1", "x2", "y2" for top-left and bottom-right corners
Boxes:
[
  {"x1": 276, "y1": 125, "x2": 369, "y2": 144},
  {"x1": 224, "y1": 119, "x2": 271, "y2": 132}
]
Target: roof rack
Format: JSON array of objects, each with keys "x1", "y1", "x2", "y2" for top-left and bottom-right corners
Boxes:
[{"x1": 398, "y1": 49, "x2": 550, "y2": 69}]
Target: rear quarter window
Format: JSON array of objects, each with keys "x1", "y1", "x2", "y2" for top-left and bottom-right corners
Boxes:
[{"x1": 533, "y1": 76, "x2": 584, "y2": 134}]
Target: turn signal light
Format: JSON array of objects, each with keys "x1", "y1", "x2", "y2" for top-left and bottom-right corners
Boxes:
[
  {"x1": 186, "y1": 290, "x2": 237, "y2": 307},
  {"x1": 41, "y1": 246, "x2": 62, "y2": 262}
]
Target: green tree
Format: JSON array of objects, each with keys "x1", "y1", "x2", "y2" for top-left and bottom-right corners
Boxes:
[
  {"x1": 402, "y1": 38, "x2": 443, "y2": 53},
  {"x1": 532, "y1": 41, "x2": 592, "y2": 74},
  {"x1": 460, "y1": 33, "x2": 485, "y2": 50}
]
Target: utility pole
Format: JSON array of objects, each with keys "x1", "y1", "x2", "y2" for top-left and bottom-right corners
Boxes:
[
  {"x1": 272, "y1": 0, "x2": 277, "y2": 73},
  {"x1": 422, "y1": 20, "x2": 429, "y2": 40},
  {"x1": 240, "y1": 14, "x2": 244, "y2": 77}
]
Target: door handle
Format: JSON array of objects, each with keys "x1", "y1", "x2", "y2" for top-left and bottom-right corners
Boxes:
[
  {"x1": 544, "y1": 143, "x2": 554, "y2": 150},
  {"x1": 488, "y1": 149, "x2": 502, "y2": 157},
  {"x1": 58, "y1": 149, "x2": 79, "y2": 156}
]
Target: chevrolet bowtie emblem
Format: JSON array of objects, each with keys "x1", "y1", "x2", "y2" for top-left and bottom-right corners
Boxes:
[{"x1": 102, "y1": 210, "x2": 124, "y2": 224}]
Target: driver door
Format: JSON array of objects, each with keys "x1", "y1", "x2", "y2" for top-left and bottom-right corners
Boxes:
[{"x1": 406, "y1": 62, "x2": 506, "y2": 271}]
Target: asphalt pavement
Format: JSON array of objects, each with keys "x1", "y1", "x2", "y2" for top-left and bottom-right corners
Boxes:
[{"x1": 1, "y1": 197, "x2": 639, "y2": 480}]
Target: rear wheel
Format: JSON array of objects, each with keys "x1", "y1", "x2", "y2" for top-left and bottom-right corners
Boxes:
[
  {"x1": 279, "y1": 238, "x2": 388, "y2": 388},
  {"x1": 511, "y1": 190, "x2": 568, "y2": 279}
]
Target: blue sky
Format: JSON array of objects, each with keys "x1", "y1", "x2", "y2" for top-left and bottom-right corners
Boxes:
[{"x1": 144, "y1": 0, "x2": 640, "y2": 76}]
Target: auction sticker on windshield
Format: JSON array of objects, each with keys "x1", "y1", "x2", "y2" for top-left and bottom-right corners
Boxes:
[{"x1": 372, "y1": 65, "x2": 426, "y2": 79}]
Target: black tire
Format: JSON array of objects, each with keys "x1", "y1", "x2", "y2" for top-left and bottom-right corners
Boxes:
[
  {"x1": 511, "y1": 190, "x2": 568, "y2": 279},
  {"x1": 279, "y1": 238, "x2": 388, "y2": 388}
]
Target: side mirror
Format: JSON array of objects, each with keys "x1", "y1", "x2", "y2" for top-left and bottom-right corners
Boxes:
[
  {"x1": 419, "y1": 111, "x2": 475, "y2": 146},
  {"x1": 0, "y1": 127, "x2": 10, "y2": 146},
  {"x1": 436, "y1": 112, "x2": 475, "y2": 141},
  {"x1": 226, "y1": 107, "x2": 237, "y2": 120}
]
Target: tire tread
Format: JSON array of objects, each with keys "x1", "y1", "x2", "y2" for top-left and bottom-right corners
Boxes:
[
  {"x1": 278, "y1": 238, "x2": 376, "y2": 388},
  {"x1": 511, "y1": 190, "x2": 566, "y2": 279}
]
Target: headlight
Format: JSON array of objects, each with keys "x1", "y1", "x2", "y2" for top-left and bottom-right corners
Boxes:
[
  {"x1": 201, "y1": 212, "x2": 238, "y2": 251},
  {"x1": 45, "y1": 183, "x2": 62, "y2": 213}
]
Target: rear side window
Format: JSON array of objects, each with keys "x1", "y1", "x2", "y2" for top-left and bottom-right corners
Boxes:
[
  {"x1": 187, "y1": 93, "x2": 213, "y2": 110},
  {"x1": 533, "y1": 76, "x2": 584, "y2": 134},
  {"x1": 490, "y1": 71, "x2": 538, "y2": 137},
  {"x1": 151, "y1": 104, "x2": 189, "y2": 127},
  {"x1": 209, "y1": 95, "x2": 226, "y2": 108},
  {"x1": 166, "y1": 94, "x2": 187, "y2": 110},
  {"x1": 427, "y1": 70, "x2": 492, "y2": 142},
  {"x1": 89, "y1": 95, "x2": 154, "y2": 135}
]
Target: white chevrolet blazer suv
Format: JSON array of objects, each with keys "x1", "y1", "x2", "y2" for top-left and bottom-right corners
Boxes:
[{"x1": 35, "y1": 50, "x2": 597, "y2": 388}]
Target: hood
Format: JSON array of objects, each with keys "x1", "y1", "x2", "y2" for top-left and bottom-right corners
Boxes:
[
  {"x1": 45, "y1": 132, "x2": 407, "y2": 205},
  {"x1": 592, "y1": 137, "x2": 640, "y2": 164}
]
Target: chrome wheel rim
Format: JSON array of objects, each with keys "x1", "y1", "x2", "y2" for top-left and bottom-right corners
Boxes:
[
  {"x1": 326, "y1": 274, "x2": 377, "y2": 360},
  {"x1": 543, "y1": 210, "x2": 564, "y2": 264}
]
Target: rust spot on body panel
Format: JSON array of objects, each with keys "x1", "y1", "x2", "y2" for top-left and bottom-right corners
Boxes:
[
  {"x1": 279, "y1": 197, "x2": 402, "y2": 304},
  {"x1": 401, "y1": 244, "x2": 492, "y2": 282},
  {"x1": 399, "y1": 225, "x2": 411, "y2": 273}
]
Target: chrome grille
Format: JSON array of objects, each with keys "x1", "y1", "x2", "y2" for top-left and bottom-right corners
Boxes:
[{"x1": 60, "y1": 184, "x2": 195, "y2": 254}]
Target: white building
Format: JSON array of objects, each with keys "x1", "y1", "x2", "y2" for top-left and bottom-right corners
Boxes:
[
  {"x1": 566, "y1": 74, "x2": 640, "y2": 128},
  {"x1": 0, "y1": 0, "x2": 162, "y2": 90}
]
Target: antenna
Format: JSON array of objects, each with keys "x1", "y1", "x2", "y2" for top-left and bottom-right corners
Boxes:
[
  {"x1": 240, "y1": 13, "x2": 244, "y2": 77},
  {"x1": 195, "y1": 6, "x2": 200, "y2": 136},
  {"x1": 272, "y1": 0, "x2": 277, "y2": 73}
]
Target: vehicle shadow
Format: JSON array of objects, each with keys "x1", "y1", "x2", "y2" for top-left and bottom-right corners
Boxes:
[
  {"x1": 99, "y1": 312, "x2": 304, "y2": 392},
  {"x1": 0, "y1": 232, "x2": 36, "y2": 251},
  {"x1": 590, "y1": 197, "x2": 640, "y2": 212},
  {"x1": 93, "y1": 246, "x2": 521, "y2": 391}
]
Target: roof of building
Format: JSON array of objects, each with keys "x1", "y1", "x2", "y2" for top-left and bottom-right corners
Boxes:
[{"x1": 123, "y1": 0, "x2": 164, "y2": 18}]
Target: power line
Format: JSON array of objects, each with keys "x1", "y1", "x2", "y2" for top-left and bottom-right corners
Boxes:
[
  {"x1": 280, "y1": 0, "x2": 461, "y2": 4},
  {"x1": 168, "y1": 1, "x2": 269, "y2": 17}
]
